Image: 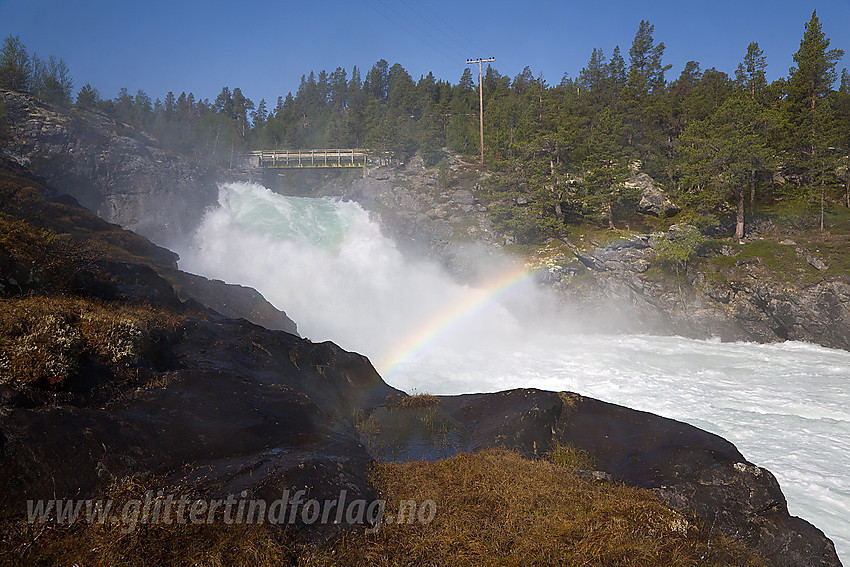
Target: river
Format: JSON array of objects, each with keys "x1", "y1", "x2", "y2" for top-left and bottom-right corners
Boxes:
[{"x1": 176, "y1": 181, "x2": 850, "y2": 561}]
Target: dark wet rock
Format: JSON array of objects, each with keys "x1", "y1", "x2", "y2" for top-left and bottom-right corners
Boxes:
[
  {"x1": 0, "y1": 317, "x2": 395, "y2": 530},
  {"x1": 0, "y1": 153, "x2": 296, "y2": 335},
  {"x1": 0, "y1": 157, "x2": 385, "y2": 541},
  {"x1": 169, "y1": 271, "x2": 298, "y2": 335}
]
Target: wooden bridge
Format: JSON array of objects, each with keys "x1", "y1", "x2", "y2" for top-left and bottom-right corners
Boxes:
[{"x1": 248, "y1": 149, "x2": 376, "y2": 169}]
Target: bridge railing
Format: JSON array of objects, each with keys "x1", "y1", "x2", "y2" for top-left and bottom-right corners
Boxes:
[{"x1": 248, "y1": 149, "x2": 371, "y2": 168}]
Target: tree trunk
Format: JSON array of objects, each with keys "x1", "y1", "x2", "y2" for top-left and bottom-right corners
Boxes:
[
  {"x1": 735, "y1": 187, "x2": 745, "y2": 240},
  {"x1": 846, "y1": 175, "x2": 849, "y2": 208},
  {"x1": 821, "y1": 179, "x2": 825, "y2": 232},
  {"x1": 845, "y1": 167, "x2": 850, "y2": 208},
  {"x1": 750, "y1": 169, "x2": 756, "y2": 208},
  {"x1": 608, "y1": 201, "x2": 615, "y2": 230},
  {"x1": 554, "y1": 202, "x2": 563, "y2": 223}
]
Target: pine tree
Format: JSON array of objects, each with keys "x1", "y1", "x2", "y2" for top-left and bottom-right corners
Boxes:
[
  {"x1": 164, "y1": 91, "x2": 176, "y2": 115},
  {"x1": 75, "y1": 83, "x2": 100, "y2": 109},
  {"x1": 512, "y1": 66, "x2": 535, "y2": 95},
  {"x1": 579, "y1": 48, "x2": 607, "y2": 93},
  {"x1": 252, "y1": 98, "x2": 267, "y2": 129},
  {"x1": 214, "y1": 87, "x2": 234, "y2": 117},
  {"x1": 364, "y1": 59, "x2": 389, "y2": 101},
  {"x1": 30, "y1": 53, "x2": 73, "y2": 104},
  {"x1": 678, "y1": 96, "x2": 776, "y2": 239},
  {"x1": 787, "y1": 10, "x2": 844, "y2": 160},
  {"x1": 581, "y1": 107, "x2": 632, "y2": 229},
  {"x1": 458, "y1": 68, "x2": 475, "y2": 93},
  {"x1": 627, "y1": 20, "x2": 670, "y2": 95},
  {"x1": 387, "y1": 63, "x2": 415, "y2": 117},
  {"x1": 0, "y1": 35, "x2": 30, "y2": 91},
  {"x1": 114, "y1": 87, "x2": 133, "y2": 123},
  {"x1": 317, "y1": 70, "x2": 330, "y2": 107},
  {"x1": 606, "y1": 46, "x2": 627, "y2": 98},
  {"x1": 735, "y1": 42, "x2": 767, "y2": 100},
  {"x1": 232, "y1": 87, "x2": 254, "y2": 136},
  {"x1": 329, "y1": 67, "x2": 348, "y2": 111},
  {"x1": 132, "y1": 90, "x2": 153, "y2": 126},
  {"x1": 186, "y1": 93, "x2": 196, "y2": 119}
]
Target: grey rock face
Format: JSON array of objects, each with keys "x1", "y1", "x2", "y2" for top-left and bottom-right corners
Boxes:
[
  {"x1": 451, "y1": 189, "x2": 476, "y2": 205},
  {"x1": 0, "y1": 90, "x2": 219, "y2": 245},
  {"x1": 551, "y1": 232, "x2": 850, "y2": 351}
]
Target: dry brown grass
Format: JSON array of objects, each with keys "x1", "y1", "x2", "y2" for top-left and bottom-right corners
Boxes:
[
  {"x1": 0, "y1": 295, "x2": 184, "y2": 388},
  {"x1": 0, "y1": 476, "x2": 298, "y2": 567},
  {"x1": 302, "y1": 448, "x2": 764, "y2": 567},
  {"x1": 0, "y1": 449, "x2": 763, "y2": 567},
  {"x1": 544, "y1": 441, "x2": 596, "y2": 471},
  {"x1": 0, "y1": 514, "x2": 297, "y2": 567}
]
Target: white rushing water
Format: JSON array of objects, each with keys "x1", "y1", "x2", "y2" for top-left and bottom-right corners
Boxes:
[{"x1": 178, "y1": 182, "x2": 850, "y2": 561}]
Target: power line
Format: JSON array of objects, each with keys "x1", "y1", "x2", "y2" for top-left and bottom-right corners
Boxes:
[
  {"x1": 395, "y1": 0, "x2": 485, "y2": 58},
  {"x1": 362, "y1": 0, "x2": 460, "y2": 63}
]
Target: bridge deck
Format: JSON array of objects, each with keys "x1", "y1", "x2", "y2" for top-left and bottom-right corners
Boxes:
[{"x1": 249, "y1": 149, "x2": 368, "y2": 169}]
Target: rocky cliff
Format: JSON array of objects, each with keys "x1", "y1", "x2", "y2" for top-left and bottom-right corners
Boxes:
[
  {"x1": 0, "y1": 100, "x2": 842, "y2": 565},
  {"x1": 543, "y1": 226, "x2": 850, "y2": 350},
  {"x1": 0, "y1": 89, "x2": 218, "y2": 245}
]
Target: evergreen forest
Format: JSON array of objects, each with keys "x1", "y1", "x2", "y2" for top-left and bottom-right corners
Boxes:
[{"x1": 2, "y1": 11, "x2": 849, "y2": 243}]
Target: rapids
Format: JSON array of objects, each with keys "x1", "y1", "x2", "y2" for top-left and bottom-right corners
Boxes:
[{"x1": 177, "y1": 182, "x2": 850, "y2": 560}]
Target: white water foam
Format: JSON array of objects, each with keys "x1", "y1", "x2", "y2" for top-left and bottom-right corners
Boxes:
[{"x1": 177, "y1": 181, "x2": 850, "y2": 561}]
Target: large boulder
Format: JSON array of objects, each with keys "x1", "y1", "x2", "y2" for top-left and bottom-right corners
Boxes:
[{"x1": 629, "y1": 173, "x2": 680, "y2": 217}]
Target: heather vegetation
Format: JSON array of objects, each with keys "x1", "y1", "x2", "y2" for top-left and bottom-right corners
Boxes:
[{"x1": 0, "y1": 295, "x2": 183, "y2": 389}]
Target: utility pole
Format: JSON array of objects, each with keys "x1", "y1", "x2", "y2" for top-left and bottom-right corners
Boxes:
[{"x1": 467, "y1": 57, "x2": 495, "y2": 168}]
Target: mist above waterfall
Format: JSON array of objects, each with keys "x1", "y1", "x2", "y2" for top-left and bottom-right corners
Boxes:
[
  {"x1": 176, "y1": 181, "x2": 850, "y2": 560},
  {"x1": 176, "y1": 181, "x2": 572, "y2": 369}
]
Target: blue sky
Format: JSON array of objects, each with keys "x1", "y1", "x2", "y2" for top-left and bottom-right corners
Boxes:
[{"x1": 1, "y1": 0, "x2": 848, "y2": 106}]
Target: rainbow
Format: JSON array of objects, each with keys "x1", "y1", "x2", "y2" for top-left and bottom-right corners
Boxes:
[{"x1": 375, "y1": 262, "x2": 539, "y2": 377}]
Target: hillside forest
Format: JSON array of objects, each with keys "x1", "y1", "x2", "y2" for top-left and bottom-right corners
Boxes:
[{"x1": 2, "y1": 11, "x2": 849, "y2": 244}]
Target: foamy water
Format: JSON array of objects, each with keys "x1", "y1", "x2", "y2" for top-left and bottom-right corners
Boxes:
[{"x1": 178, "y1": 182, "x2": 850, "y2": 561}]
